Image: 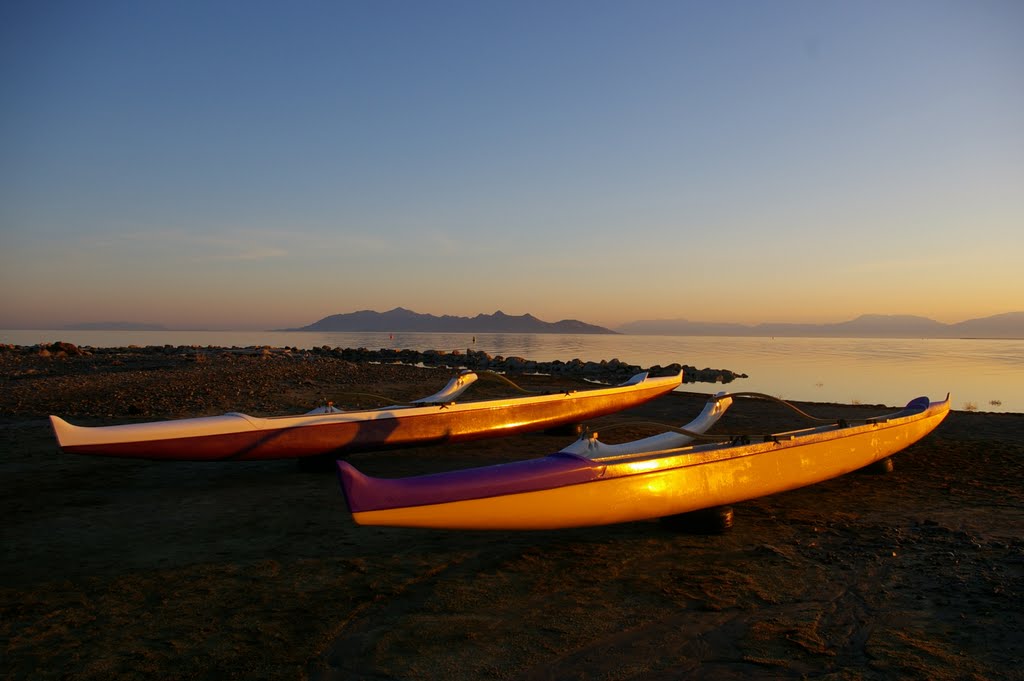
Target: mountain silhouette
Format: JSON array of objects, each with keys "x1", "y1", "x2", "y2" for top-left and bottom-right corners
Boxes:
[
  {"x1": 617, "y1": 312, "x2": 1024, "y2": 339},
  {"x1": 288, "y1": 308, "x2": 616, "y2": 334}
]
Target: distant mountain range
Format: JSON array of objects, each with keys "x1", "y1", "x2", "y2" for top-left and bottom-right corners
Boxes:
[
  {"x1": 55, "y1": 310, "x2": 1023, "y2": 338},
  {"x1": 617, "y1": 312, "x2": 1024, "y2": 339},
  {"x1": 287, "y1": 308, "x2": 616, "y2": 334}
]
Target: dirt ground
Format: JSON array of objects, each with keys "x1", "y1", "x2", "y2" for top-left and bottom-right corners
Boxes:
[{"x1": 2, "y1": 347, "x2": 1022, "y2": 680}]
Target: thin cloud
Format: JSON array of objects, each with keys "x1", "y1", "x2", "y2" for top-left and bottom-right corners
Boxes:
[{"x1": 104, "y1": 228, "x2": 291, "y2": 262}]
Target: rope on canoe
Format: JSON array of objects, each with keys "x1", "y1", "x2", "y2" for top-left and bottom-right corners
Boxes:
[
  {"x1": 318, "y1": 391, "x2": 405, "y2": 406},
  {"x1": 711, "y1": 391, "x2": 837, "y2": 422},
  {"x1": 323, "y1": 370, "x2": 540, "y2": 406},
  {"x1": 475, "y1": 371, "x2": 541, "y2": 393},
  {"x1": 320, "y1": 371, "x2": 535, "y2": 408},
  {"x1": 582, "y1": 420, "x2": 736, "y2": 442},
  {"x1": 581, "y1": 391, "x2": 851, "y2": 442}
]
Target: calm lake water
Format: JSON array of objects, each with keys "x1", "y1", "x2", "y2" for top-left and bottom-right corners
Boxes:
[{"x1": 3, "y1": 329, "x2": 1022, "y2": 413}]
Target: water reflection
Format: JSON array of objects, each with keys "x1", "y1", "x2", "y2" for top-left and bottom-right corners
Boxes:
[{"x1": 2, "y1": 330, "x2": 1021, "y2": 413}]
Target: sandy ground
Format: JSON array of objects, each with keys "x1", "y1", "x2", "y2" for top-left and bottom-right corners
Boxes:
[{"x1": 1, "y1": 347, "x2": 1022, "y2": 680}]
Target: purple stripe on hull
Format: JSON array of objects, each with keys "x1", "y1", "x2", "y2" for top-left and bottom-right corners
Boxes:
[{"x1": 337, "y1": 452, "x2": 604, "y2": 513}]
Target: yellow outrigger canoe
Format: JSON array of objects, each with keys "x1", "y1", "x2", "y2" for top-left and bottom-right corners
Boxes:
[{"x1": 338, "y1": 394, "x2": 949, "y2": 530}]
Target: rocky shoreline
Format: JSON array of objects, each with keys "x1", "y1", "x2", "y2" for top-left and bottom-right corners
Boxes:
[
  {"x1": 2, "y1": 341, "x2": 747, "y2": 383},
  {"x1": 0, "y1": 342, "x2": 746, "y2": 419}
]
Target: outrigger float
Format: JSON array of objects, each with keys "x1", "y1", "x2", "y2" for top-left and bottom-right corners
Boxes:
[
  {"x1": 50, "y1": 370, "x2": 682, "y2": 461},
  {"x1": 337, "y1": 393, "x2": 950, "y2": 530}
]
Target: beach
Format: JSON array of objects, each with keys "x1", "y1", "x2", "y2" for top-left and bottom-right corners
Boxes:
[{"x1": 2, "y1": 346, "x2": 1022, "y2": 680}]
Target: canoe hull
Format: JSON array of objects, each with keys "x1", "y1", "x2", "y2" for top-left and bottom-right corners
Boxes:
[
  {"x1": 342, "y1": 396, "x2": 950, "y2": 530},
  {"x1": 50, "y1": 372, "x2": 681, "y2": 461}
]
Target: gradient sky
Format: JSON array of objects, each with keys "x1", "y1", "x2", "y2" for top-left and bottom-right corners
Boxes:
[{"x1": 2, "y1": 0, "x2": 1021, "y2": 330}]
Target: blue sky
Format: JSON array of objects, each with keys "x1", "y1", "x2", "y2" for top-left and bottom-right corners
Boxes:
[{"x1": 1, "y1": 0, "x2": 1021, "y2": 329}]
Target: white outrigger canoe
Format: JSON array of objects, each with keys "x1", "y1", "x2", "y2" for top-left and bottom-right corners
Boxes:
[
  {"x1": 337, "y1": 394, "x2": 949, "y2": 530},
  {"x1": 50, "y1": 370, "x2": 682, "y2": 461}
]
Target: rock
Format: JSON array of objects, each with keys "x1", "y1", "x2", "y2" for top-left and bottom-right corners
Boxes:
[{"x1": 52, "y1": 341, "x2": 84, "y2": 356}]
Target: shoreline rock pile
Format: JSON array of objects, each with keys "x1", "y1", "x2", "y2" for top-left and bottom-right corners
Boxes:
[
  {"x1": 332, "y1": 346, "x2": 747, "y2": 384},
  {"x1": 1, "y1": 342, "x2": 747, "y2": 385}
]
